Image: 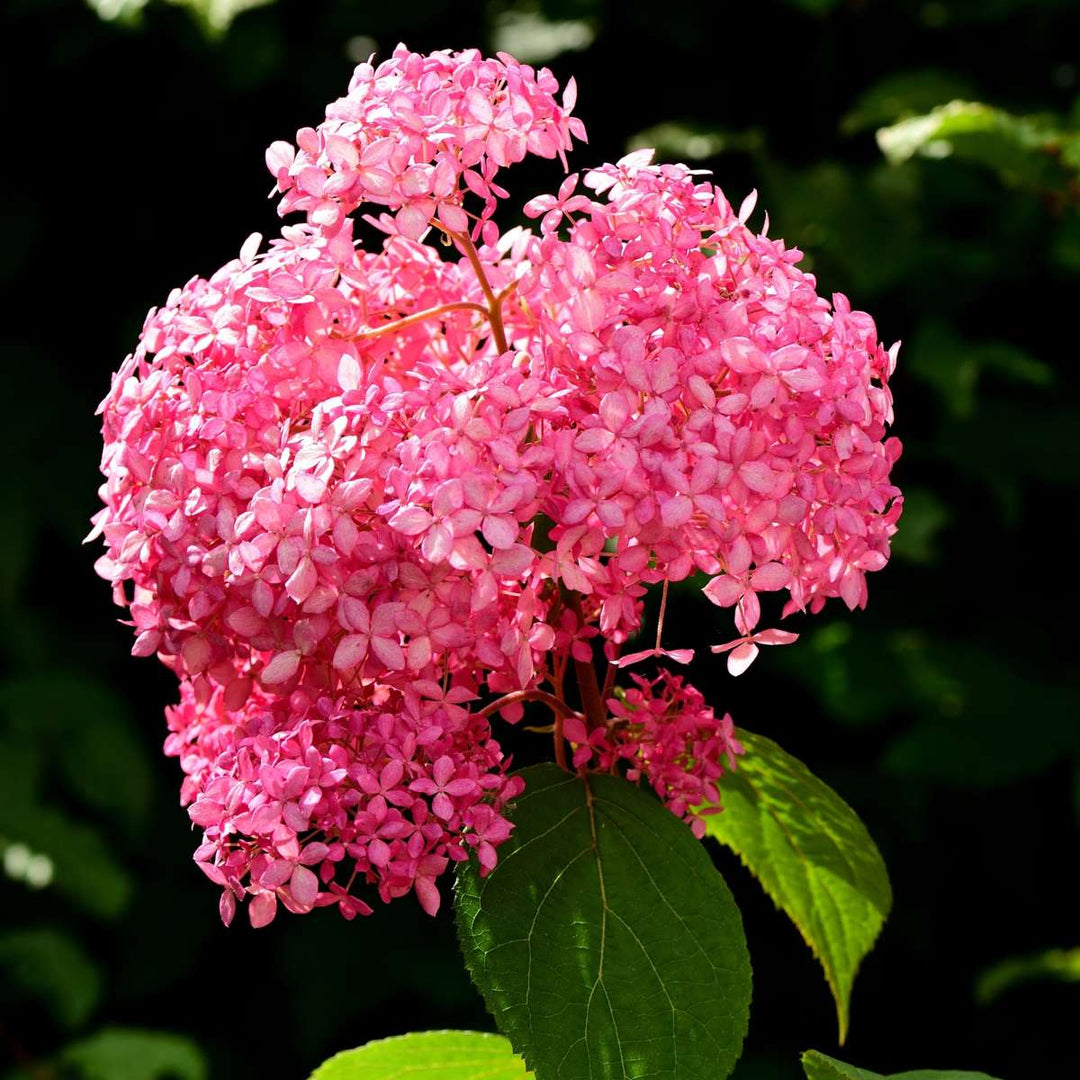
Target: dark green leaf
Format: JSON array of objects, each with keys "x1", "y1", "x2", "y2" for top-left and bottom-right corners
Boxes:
[
  {"x1": 704, "y1": 731, "x2": 891, "y2": 1042},
  {"x1": 889, "y1": 487, "x2": 950, "y2": 565},
  {"x1": 0, "y1": 793, "x2": 131, "y2": 918},
  {"x1": 455, "y1": 764, "x2": 751, "y2": 1080},
  {"x1": 0, "y1": 675, "x2": 152, "y2": 831},
  {"x1": 0, "y1": 928, "x2": 101, "y2": 1028},
  {"x1": 309, "y1": 1031, "x2": 532, "y2": 1080},
  {"x1": 907, "y1": 322, "x2": 1052, "y2": 419}
]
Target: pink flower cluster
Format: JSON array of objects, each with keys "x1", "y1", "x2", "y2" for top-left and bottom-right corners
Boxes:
[
  {"x1": 266, "y1": 43, "x2": 584, "y2": 240},
  {"x1": 91, "y1": 44, "x2": 901, "y2": 927},
  {"x1": 565, "y1": 672, "x2": 743, "y2": 838},
  {"x1": 165, "y1": 678, "x2": 520, "y2": 925}
]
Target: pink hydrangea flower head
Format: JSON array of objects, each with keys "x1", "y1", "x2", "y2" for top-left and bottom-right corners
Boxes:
[{"x1": 91, "y1": 45, "x2": 900, "y2": 927}]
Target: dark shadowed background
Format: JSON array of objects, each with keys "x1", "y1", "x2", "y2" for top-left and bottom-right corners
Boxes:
[{"x1": 1, "y1": 1, "x2": 1077, "y2": 1077}]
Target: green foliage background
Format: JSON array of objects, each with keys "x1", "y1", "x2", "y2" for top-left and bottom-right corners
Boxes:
[{"x1": 1, "y1": 0, "x2": 1076, "y2": 1076}]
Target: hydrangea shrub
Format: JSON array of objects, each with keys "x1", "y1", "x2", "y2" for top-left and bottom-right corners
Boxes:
[{"x1": 91, "y1": 44, "x2": 902, "y2": 1079}]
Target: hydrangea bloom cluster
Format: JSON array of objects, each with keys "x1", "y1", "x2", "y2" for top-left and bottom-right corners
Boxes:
[
  {"x1": 91, "y1": 44, "x2": 901, "y2": 927},
  {"x1": 564, "y1": 672, "x2": 743, "y2": 839}
]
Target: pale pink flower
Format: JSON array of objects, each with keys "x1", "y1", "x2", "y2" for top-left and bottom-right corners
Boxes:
[{"x1": 711, "y1": 629, "x2": 800, "y2": 677}]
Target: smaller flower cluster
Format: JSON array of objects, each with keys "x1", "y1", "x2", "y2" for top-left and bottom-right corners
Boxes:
[
  {"x1": 267, "y1": 43, "x2": 585, "y2": 241},
  {"x1": 564, "y1": 671, "x2": 743, "y2": 837},
  {"x1": 166, "y1": 676, "x2": 521, "y2": 927}
]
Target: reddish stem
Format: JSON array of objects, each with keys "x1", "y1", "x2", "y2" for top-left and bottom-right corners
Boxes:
[
  {"x1": 574, "y1": 654, "x2": 607, "y2": 731},
  {"x1": 336, "y1": 300, "x2": 489, "y2": 341},
  {"x1": 476, "y1": 688, "x2": 576, "y2": 721},
  {"x1": 553, "y1": 711, "x2": 568, "y2": 771}
]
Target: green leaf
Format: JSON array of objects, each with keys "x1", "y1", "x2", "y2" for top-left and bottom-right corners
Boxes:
[
  {"x1": 888, "y1": 488, "x2": 950, "y2": 565},
  {"x1": 309, "y1": 1031, "x2": 532, "y2": 1080},
  {"x1": 0, "y1": 790, "x2": 132, "y2": 918},
  {"x1": 627, "y1": 121, "x2": 764, "y2": 162},
  {"x1": 842, "y1": 70, "x2": 977, "y2": 135},
  {"x1": 0, "y1": 929, "x2": 102, "y2": 1029},
  {"x1": 0, "y1": 675, "x2": 152, "y2": 831},
  {"x1": 455, "y1": 764, "x2": 751, "y2": 1080},
  {"x1": 490, "y1": 11, "x2": 595, "y2": 64},
  {"x1": 802, "y1": 1049, "x2": 1002, "y2": 1080},
  {"x1": 906, "y1": 322, "x2": 1052, "y2": 420},
  {"x1": 876, "y1": 100, "x2": 1078, "y2": 195},
  {"x1": 703, "y1": 730, "x2": 891, "y2": 1043},
  {"x1": 975, "y1": 946, "x2": 1080, "y2": 1004},
  {"x1": 59, "y1": 1028, "x2": 207, "y2": 1080}
]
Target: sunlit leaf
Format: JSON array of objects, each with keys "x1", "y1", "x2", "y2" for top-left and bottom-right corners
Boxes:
[
  {"x1": 704, "y1": 730, "x2": 890, "y2": 1042},
  {"x1": 842, "y1": 70, "x2": 977, "y2": 135},
  {"x1": 627, "y1": 121, "x2": 763, "y2": 162},
  {"x1": 802, "y1": 1048, "x2": 1002, "y2": 1080},
  {"x1": 85, "y1": 0, "x2": 274, "y2": 35},
  {"x1": 490, "y1": 11, "x2": 595, "y2": 64},
  {"x1": 877, "y1": 100, "x2": 1079, "y2": 195},
  {"x1": 309, "y1": 1031, "x2": 531, "y2": 1080},
  {"x1": 455, "y1": 764, "x2": 751, "y2": 1080}
]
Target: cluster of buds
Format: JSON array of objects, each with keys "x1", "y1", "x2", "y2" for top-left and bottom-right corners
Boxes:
[{"x1": 91, "y1": 44, "x2": 901, "y2": 927}]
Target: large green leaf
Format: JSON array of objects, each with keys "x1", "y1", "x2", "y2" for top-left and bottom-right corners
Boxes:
[
  {"x1": 703, "y1": 730, "x2": 891, "y2": 1042},
  {"x1": 455, "y1": 764, "x2": 751, "y2": 1080},
  {"x1": 802, "y1": 1049, "x2": 1002, "y2": 1080},
  {"x1": 309, "y1": 1031, "x2": 531, "y2": 1080}
]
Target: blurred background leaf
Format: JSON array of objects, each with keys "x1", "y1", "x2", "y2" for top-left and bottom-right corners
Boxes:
[
  {"x1": 57, "y1": 1028, "x2": 207, "y2": 1080},
  {"x1": 975, "y1": 947, "x2": 1080, "y2": 1005}
]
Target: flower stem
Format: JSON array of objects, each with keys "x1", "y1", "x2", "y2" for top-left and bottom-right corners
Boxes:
[
  {"x1": 457, "y1": 230, "x2": 509, "y2": 353},
  {"x1": 476, "y1": 688, "x2": 576, "y2": 721},
  {"x1": 655, "y1": 577, "x2": 670, "y2": 653},
  {"x1": 336, "y1": 300, "x2": 490, "y2": 341}
]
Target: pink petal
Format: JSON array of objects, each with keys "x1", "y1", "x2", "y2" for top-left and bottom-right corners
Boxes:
[
  {"x1": 750, "y1": 562, "x2": 791, "y2": 591},
  {"x1": 481, "y1": 514, "x2": 518, "y2": 550},
  {"x1": 414, "y1": 876, "x2": 441, "y2": 917},
  {"x1": 248, "y1": 891, "x2": 277, "y2": 929},
  {"x1": 371, "y1": 636, "x2": 406, "y2": 670},
  {"x1": 613, "y1": 648, "x2": 658, "y2": 668},
  {"x1": 289, "y1": 865, "x2": 319, "y2": 909},
  {"x1": 332, "y1": 633, "x2": 369, "y2": 670},
  {"x1": 662, "y1": 648, "x2": 695, "y2": 665},
  {"x1": 261, "y1": 650, "x2": 301, "y2": 685},
  {"x1": 389, "y1": 506, "x2": 433, "y2": 536},
  {"x1": 219, "y1": 890, "x2": 236, "y2": 927},
  {"x1": 710, "y1": 638, "x2": 742, "y2": 655},
  {"x1": 703, "y1": 575, "x2": 743, "y2": 607},
  {"x1": 726, "y1": 642, "x2": 759, "y2": 677},
  {"x1": 438, "y1": 201, "x2": 469, "y2": 233},
  {"x1": 756, "y1": 628, "x2": 799, "y2": 646}
]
